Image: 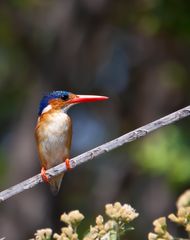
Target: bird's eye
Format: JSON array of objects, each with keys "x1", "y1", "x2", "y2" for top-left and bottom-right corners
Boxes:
[{"x1": 61, "y1": 93, "x2": 69, "y2": 101}]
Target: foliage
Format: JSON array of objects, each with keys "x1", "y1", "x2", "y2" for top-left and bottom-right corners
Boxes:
[{"x1": 132, "y1": 126, "x2": 190, "y2": 186}]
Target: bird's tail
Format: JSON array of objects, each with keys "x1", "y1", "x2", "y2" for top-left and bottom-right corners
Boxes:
[{"x1": 49, "y1": 173, "x2": 64, "y2": 195}]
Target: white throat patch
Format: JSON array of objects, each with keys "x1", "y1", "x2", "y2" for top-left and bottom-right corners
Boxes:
[{"x1": 42, "y1": 104, "x2": 52, "y2": 114}]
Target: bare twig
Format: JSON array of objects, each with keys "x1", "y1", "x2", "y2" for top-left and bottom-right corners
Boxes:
[{"x1": 0, "y1": 105, "x2": 190, "y2": 202}]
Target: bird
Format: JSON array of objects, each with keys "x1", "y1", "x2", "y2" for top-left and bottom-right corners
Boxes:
[{"x1": 35, "y1": 90, "x2": 108, "y2": 194}]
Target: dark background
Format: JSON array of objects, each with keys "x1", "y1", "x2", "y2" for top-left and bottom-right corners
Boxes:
[{"x1": 0, "y1": 0, "x2": 190, "y2": 239}]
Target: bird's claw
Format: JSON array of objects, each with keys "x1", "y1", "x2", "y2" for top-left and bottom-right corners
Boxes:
[
  {"x1": 65, "y1": 158, "x2": 71, "y2": 170},
  {"x1": 41, "y1": 167, "x2": 49, "y2": 183}
]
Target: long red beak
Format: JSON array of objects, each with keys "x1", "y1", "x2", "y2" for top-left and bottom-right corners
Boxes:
[{"x1": 69, "y1": 94, "x2": 109, "y2": 104}]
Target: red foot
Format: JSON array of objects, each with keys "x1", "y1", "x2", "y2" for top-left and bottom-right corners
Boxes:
[
  {"x1": 41, "y1": 167, "x2": 49, "y2": 183},
  {"x1": 65, "y1": 158, "x2": 71, "y2": 170}
]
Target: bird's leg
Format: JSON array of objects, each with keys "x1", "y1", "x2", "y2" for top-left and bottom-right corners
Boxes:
[
  {"x1": 41, "y1": 167, "x2": 49, "y2": 183},
  {"x1": 65, "y1": 158, "x2": 71, "y2": 170}
]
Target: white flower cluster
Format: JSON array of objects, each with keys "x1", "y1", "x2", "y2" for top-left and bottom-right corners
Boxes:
[
  {"x1": 31, "y1": 228, "x2": 52, "y2": 240},
  {"x1": 148, "y1": 217, "x2": 173, "y2": 240},
  {"x1": 83, "y1": 215, "x2": 117, "y2": 240},
  {"x1": 53, "y1": 210, "x2": 84, "y2": 240},
  {"x1": 31, "y1": 202, "x2": 139, "y2": 240},
  {"x1": 84, "y1": 202, "x2": 139, "y2": 240},
  {"x1": 60, "y1": 210, "x2": 85, "y2": 226},
  {"x1": 169, "y1": 190, "x2": 190, "y2": 232},
  {"x1": 105, "y1": 202, "x2": 139, "y2": 222},
  {"x1": 53, "y1": 225, "x2": 78, "y2": 240},
  {"x1": 148, "y1": 189, "x2": 190, "y2": 240}
]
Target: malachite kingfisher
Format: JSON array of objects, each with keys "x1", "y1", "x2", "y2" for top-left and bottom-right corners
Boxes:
[{"x1": 35, "y1": 91, "x2": 108, "y2": 194}]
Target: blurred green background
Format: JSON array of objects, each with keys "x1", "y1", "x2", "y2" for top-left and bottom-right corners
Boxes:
[{"x1": 0, "y1": 0, "x2": 190, "y2": 239}]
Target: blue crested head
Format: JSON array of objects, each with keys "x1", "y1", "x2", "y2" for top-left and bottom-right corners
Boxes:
[{"x1": 38, "y1": 91, "x2": 70, "y2": 116}]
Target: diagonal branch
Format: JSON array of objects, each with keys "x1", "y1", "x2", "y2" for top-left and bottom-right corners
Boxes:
[{"x1": 0, "y1": 105, "x2": 190, "y2": 203}]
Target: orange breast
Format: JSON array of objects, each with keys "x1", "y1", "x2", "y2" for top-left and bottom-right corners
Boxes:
[{"x1": 35, "y1": 110, "x2": 72, "y2": 169}]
